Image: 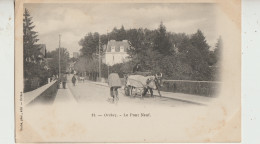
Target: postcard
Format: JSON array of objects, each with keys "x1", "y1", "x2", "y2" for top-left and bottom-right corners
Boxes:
[{"x1": 15, "y1": 0, "x2": 241, "y2": 143}]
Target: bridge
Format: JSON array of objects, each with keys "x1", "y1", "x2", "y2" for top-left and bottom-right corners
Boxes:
[{"x1": 24, "y1": 75, "x2": 215, "y2": 107}]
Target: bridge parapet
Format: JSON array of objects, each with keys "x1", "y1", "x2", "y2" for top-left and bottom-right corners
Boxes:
[
  {"x1": 24, "y1": 80, "x2": 58, "y2": 105},
  {"x1": 161, "y1": 80, "x2": 221, "y2": 97}
]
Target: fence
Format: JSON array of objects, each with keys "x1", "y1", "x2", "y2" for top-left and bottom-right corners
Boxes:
[
  {"x1": 160, "y1": 80, "x2": 221, "y2": 97},
  {"x1": 87, "y1": 76, "x2": 221, "y2": 97}
]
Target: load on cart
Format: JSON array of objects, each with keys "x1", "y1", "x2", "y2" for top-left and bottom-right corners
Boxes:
[{"x1": 124, "y1": 72, "x2": 163, "y2": 98}]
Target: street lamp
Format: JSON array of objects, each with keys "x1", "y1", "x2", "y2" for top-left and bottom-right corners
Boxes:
[
  {"x1": 59, "y1": 34, "x2": 61, "y2": 80},
  {"x1": 99, "y1": 35, "x2": 101, "y2": 80}
]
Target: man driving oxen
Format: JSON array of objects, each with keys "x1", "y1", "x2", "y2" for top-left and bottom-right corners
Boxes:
[{"x1": 142, "y1": 73, "x2": 162, "y2": 97}]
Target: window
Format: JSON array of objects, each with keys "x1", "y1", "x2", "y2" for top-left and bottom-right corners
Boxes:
[
  {"x1": 111, "y1": 46, "x2": 115, "y2": 52},
  {"x1": 120, "y1": 46, "x2": 124, "y2": 52}
]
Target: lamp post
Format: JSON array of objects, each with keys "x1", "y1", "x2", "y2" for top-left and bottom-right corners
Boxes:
[
  {"x1": 99, "y1": 35, "x2": 101, "y2": 80},
  {"x1": 59, "y1": 34, "x2": 61, "y2": 80}
]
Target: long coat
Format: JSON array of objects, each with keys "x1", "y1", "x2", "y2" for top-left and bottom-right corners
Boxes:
[
  {"x1": 61, "y1": 74, "x2": 67, "y2": 82},
  {"x1": 108, "y1": 73, "x2": 122, "y2": 88},
  {"x1": 72, "y1": 76, "x2": 76, "y2": 83}
]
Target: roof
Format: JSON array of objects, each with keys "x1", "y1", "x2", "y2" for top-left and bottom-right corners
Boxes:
[
  {"x1": 38, "y1": 44, "x2": 46, "y2": 54},
  {"x1": 104, "y1": 40, "x2": 130, "y2": 52}
]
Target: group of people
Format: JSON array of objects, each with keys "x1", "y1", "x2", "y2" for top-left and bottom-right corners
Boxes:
[{"x1": 58, "y1": 74, "x2": 77, "y2": 89}]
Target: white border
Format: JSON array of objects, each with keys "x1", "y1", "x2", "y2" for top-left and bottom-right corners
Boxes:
[
  {"x1": 1, "y1": 0, "x2": 260, "y2": 143},
  {"x1": 0, "y1": 0, "x2": 15, "y2": 144}
]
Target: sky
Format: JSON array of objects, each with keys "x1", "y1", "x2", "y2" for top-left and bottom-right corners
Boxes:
[{"x1": 25, "y1": 3, "x2": 219, "y2": 57}]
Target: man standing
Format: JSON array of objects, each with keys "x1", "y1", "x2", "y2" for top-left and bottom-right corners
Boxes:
[
  {"x1": 62, "y1": 74, "x2": 67, "y2": 89},
  {"x1": 133, "y1": 63, "x2": 141, "y2": 73}
]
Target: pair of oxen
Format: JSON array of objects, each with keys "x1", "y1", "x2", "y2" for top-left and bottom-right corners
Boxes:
[{"x1": 124, "y1": 73, "x2": 163, "y2": 97}]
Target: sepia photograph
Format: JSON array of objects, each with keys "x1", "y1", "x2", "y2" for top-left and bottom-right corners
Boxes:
[{"x1": 15, "y1": 0, "x2": 241, "y2": 143}]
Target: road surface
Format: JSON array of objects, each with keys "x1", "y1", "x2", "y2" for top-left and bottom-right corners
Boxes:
[{"x1": 56, "y1": 76, "x2": 204, "y2": 107}]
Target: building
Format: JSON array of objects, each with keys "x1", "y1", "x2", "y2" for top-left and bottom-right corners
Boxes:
[
  {"x1": 36, "y1": 44, "x2": 47, "y2": 64},
  {"x1": 38, "y1": 44, "x2": 46, "y2": 58},
  {"x1": 102, "y1": 40, "x2": 130, "y2": 66},
  {"x1": 73, "y1": 52, "x2": 79, "y2": 59}
]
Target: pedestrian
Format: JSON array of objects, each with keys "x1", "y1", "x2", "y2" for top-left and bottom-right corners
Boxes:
[
  {"x1": 108, "y1": 72, "x2": 122, "y2": 100},
  {"x1": 133, "y1": 63, "x2": 142, "y2": 73},
  {"x1": 72, "y1": 74, "x2": 76, "y2": 86},
  {"x1": 62, "y1": 74, "x2": 67, "y2": 89}
]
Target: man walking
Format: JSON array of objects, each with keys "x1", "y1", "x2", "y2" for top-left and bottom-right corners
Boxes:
[{"x1": 72, "y1": 74, "x2": 76, "y2": 86}]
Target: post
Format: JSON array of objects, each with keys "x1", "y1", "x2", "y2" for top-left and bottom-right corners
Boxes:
[
  {"x1": 99, "y1": 35, "x2": 101, "y2": 80},
  {"x1": 108, "y1": 65, "x2": 109, "y2": 77},
  {"x1": 106, "y1": 30, "x2": 109, "y2": 79},
  {"x1": 59, "y1": 34, "x2": 61, "y2": 80}
]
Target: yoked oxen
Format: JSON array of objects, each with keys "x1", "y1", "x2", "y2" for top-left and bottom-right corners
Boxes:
[{"x1": 124, "y1": 73, "x2": 163, "y2": 98}]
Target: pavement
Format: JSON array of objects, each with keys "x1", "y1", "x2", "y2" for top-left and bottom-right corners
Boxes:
[{"x1": 54, "y1": 86, "x2": 77, "y2": 105}]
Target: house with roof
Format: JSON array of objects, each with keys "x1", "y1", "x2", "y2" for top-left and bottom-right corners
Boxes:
[
  {"x1": 38, "y1": 44, "x2": 46, "y2": 59},
  {"x1": 102, "y1": 40, "x2": 130, "y2": 66}
]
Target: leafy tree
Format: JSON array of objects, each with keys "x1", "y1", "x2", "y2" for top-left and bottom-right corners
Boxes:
[
  {"x1": 48, "y1": 48, "x2": 70, "y2": 75},
  {"x1": 160, "y1": 55, "x2": 193, "y2": 80},
  {"x1": 153, "y1": 22, "x2": 172, "y2": 55},
  {"x1": 126, "y1": 28, "x2": 145, "y2": 58},
  {"x1": 190, "y1": 29, "x2": 210, "y2": 62},
  {"x1": 23, "y1": 8, "x2": 51, "y2": 91},
  {"x1": 69, "y1": 57, "x2": 78, "y2": 63},
  {"x1": 206, "y1": 36, "x2": 223, "y2": 66},
  {"x1": 109, "y1": 26, "x2": 127, "y2": 41},
  {"x1": 79, "y1": 32, "x2": 99, "y2": 57},
  {"x1": 77, "y1": 23, "x2": 219, "y2": 81},
  {"x1": 214, "y1": 36, "x2": 223, "y2": 62}
]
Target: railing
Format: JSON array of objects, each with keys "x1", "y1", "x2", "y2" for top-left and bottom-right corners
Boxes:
[{"x1": 160, "y1": 80, "x2": 222, "y2": 97}]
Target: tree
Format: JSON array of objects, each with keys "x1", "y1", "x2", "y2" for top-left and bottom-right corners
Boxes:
[
  {"x1": 153, "y1": 22, "x2": 172, "y2": 55},
  {"x1": 214, "y1": 36, "x2": 223, "y2": 62},
  {"x1": 108, "y1": 26, "x2": 127, "y2": 41},
  {"x1": 23, "y1": 8, "x2": 51, "y2": 91},
  {"x1": 190, "y1": 29, "x2": 210, "y2": 62},
  {"x1": 79, "y1": 32, "x2": 99, "y2": 57},
  {"x1": 176, "y1": 30, "x2": 212, "y2": 80},
  {"x1": 23, "y1": 8, "x2": 41, "y2": 63},
  {"x1": 48, "y1": 48, "x2": 70, "y2": 75},
  {"x1": 77, "y1": 24, "x2": 218, "y2": 81},
  {"x1": 126, "y1": 28, "x2": 145, "y2": 58}
]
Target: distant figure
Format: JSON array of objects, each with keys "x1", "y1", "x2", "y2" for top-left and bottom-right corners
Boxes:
[
  {"x1": 61, "y1": 74, "x2": 67, "y2": 89},
  {"x1": 72, "y1": 75, "x2": 76, "y2": 86},
  {"x1": 108, "y1": 73, "x2": 122, "y2": 99},
  {"x1": 133, "y1": 63, "x2": 141, "y2": 73}
]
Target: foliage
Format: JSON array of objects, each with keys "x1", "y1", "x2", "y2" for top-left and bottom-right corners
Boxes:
[
  {"x1": 23, "y1": 8, "x2": 50, "y2": 92},
  {"x1": 23, "y1": 8, "x2": 41, "y2": 63},
  {"x1": 214, "y1": 36, "x2": 223, "y2": 63},
  {"x1": 153, "y1": 22, "x2": 172, "y2": 55},
  {"x1": 78, "y1": 22, "x2": 222, "y2": 81},
  {"x1": 47, "y1": 48, "x2": 70, "y2": 75}
]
